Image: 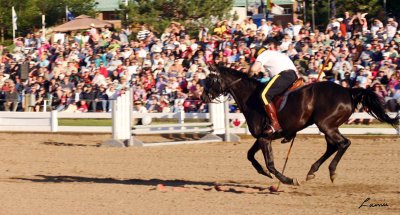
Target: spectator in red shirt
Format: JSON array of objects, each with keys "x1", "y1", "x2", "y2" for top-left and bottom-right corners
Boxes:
[
  {"x1": 338, "y1": 18, "x2": 347, "y2": 37},
  {"x1": 98, "y1": 62, "x2": 108, "y2": 78},
  {"x1": 77, "y1": 100, "x2": 89, "y2": 112}
]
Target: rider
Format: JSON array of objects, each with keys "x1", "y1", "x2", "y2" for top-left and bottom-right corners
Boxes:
[{"x1": 249, "y1": 40, "x2": 298, "y2": 136}]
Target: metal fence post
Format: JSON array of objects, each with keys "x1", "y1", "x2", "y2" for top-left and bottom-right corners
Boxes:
[
  {"x1": 398, "y1": 111, "x2": 400, "y2": 135},
  {"x1": 50, "y1": 110, "x2": 58, "y2": 132},
  {"x1": 224, "y1": 98, "x2": 230, "y2": 142},
  {"x1": 43, "y1": 100, "x2": 47, "y2": 112},
  {"x1": 209, "y1": 96, "x2": 225, "y2": 135},
  {"x1": 178, "y1": 107, "x2": 185, "y2": 124},
  {"x1": 127, "y1": 89, "x2": 133, "y2": 146},
  {"x1": 112, "y1": 99, "x2": 118, "y2": 140}
]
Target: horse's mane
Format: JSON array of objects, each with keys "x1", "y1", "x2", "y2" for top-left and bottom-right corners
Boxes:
[{"x1": 218, "y1": 66, "x2": 264, "y2": 88}]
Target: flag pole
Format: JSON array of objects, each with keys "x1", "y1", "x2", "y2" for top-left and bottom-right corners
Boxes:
[
  {"x1": 42, "y1": 14, "x2": 46, "y2": 40},
  {"x1": 12, "y1": 6, "x2": 16, "y2": 42},
  {"x1": 65, "y1": 6, "x2": 68, "y2": 22}
]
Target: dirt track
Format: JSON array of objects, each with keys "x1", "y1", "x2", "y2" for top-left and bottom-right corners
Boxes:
[{"x1": 0, "y1": 133, "x2": 399, "y2": 215}]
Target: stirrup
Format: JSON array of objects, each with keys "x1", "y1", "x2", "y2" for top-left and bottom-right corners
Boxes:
[
  {"x1": 281, "y1": 138, "x2": 291, "y2": 144},
  {"x1": 265, "y1": 125, "x2": 282, "y2": 136}
]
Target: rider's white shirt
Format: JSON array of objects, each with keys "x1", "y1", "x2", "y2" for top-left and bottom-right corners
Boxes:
[{"x1": 256, "y1": 50, "x2": 297, "y2": 76}]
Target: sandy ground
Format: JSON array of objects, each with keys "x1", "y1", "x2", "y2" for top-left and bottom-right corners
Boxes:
[{"x1": 0, "y1": 133, "x2": 399, "y2": 215}]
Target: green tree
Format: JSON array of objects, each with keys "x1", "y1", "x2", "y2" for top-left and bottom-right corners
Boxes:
[
  {"x1": 123, "y1": 0, "x2": 234, "y2": 36},
  {"x1": 0, "y1": 0, "x2": 97, "y2": 40},
  {"x1": 306, "y1": 0, "x2": 383, "y2": 30}
]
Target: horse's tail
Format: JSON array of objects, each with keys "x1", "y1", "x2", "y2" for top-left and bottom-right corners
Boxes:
[{"x1": 350, "y1": 88, "x2": 400, "y2": 127}]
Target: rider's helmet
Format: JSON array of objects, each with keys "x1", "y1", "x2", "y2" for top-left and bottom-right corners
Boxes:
[
  {"x1": 254, "y1": 46, "x2": 267, "y2": 58},
  {"x1": 254, "y1": 37, "x2": 281, "y2": 58}
]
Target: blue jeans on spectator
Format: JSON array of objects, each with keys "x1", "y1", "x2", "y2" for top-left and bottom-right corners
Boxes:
[
  {"x1": 108, "y1": 100, "x2": 113, "y2": 112},
  {"x1": 56, "y1": 105, "x2": 66, "y2": 111},
  {"x1": 101, "y1": 100, "x2": 107, "y2": 112}
]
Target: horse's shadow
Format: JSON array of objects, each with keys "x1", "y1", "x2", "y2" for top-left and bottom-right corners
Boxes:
[
  {"x1": 12, "y1": 175, "x2": 270, "y2": 194},
  {"x1": 42, "y1": 142, "x2": 99, "y2": 147},
  {"x1": 13, "y1": 175, "x2": 212, "y2": 186}
]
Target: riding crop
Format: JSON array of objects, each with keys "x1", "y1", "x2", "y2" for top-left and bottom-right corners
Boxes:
[{"x1": 269, "y1": 137, "x2": 296, "y2": 193}]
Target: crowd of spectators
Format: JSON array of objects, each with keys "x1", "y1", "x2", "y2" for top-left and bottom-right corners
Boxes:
[{"x1": 0, "y1": 11, "x2": 399, "y2": 114}]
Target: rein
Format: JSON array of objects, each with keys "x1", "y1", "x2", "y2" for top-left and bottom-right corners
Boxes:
[
  {"x1": 216, "y1": 77, "x2": 242, "y2": 103},
  {"x1": 224, "y1": 77, "x2": 242, "y2": 92}
]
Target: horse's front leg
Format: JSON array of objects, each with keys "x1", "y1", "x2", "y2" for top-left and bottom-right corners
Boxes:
[
  {"x1": 247, "y1": 140, "x2": 273, "y2": 179},
  {"x1": 258, "y1": 137, "x2": 300, "y2": 186}
]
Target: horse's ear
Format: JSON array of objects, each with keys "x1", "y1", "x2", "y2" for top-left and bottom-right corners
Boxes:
[{"x1": 207, "y1": 63, "x2": 219, "y2": 73}]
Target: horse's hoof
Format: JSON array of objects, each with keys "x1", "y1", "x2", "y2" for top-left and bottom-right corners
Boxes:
[
  {"x1": 306, "y1": 174, "x2": 315, "y2": 181},
  {"x1": 261, "y1": 168, "x2": 273, "y2": 179},
  {"x1": 330, "y1": 173, "x2": 337, "y2": 183},
  {"x1": 265, "y1": 172, "x2": 273, "y2": 179},
  {"x1": 292, "y1": 178, "x2": 301, "y2": 186}
]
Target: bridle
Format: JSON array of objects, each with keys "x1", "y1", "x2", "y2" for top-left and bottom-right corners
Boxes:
[{"x1": 206, "y1": 73, "x2": 242, "y2": 103}]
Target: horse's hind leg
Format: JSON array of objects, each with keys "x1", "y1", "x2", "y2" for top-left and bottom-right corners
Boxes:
[
  {"x1": 328, "y1": 136, "x2": 351, "y2": 183},
  {"x1": 319, "y1": 128, "x2": 351, "y2": 183},
  {"x1": 306, "y1": 137, "x2": 337, "y2": 181},
  {"x1": 247, "y1": 140, "x2": 273, "y2": 179},
  {"x1": 258, "y1": 137, "x2": 299, "y2": 185}
]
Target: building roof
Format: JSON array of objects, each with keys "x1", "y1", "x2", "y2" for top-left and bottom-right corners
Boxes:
[
  {"x1": 95, "y1": 0, "x2": 122, "y2": 12},
  {"x1": 53, "y1": 15, "x2": 113, "y2": 32},
  {"x1": 234, "y1": 0, "x2": 294, "y2": 7}
]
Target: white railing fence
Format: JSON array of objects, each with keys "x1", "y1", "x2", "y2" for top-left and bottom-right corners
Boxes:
[{"x1": 0, "y1": 111, "x2": 398, "y2": 135}]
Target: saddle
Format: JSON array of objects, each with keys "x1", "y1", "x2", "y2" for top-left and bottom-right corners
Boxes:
[
  {"x1": 270, "y1": 78, "x2": 304, "y2": 143},
  {"x1": 273, "y1": 78, "x2": 305, "y2": 112}
]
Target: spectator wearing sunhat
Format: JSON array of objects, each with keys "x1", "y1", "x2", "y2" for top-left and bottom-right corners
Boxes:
[{"x1": 386, "y1": 18, "x2": 398, "y2": 43}]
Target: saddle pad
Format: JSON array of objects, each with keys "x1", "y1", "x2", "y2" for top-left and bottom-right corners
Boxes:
[{"x1": 274, "y1": 79, "x2": 305, "y2": 111}]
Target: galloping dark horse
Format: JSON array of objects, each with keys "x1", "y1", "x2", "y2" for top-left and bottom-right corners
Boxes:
[{"x1": 201, "y1": 66, "x2": 399, "y2": 186}]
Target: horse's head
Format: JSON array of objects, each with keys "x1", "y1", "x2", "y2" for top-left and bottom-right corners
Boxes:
[
  {"x1": 201, "y1": 65, "x2": 247, "y2": 103},
  {"x1": 201, "y1": 70, "x2": 227, "y2": 103}
]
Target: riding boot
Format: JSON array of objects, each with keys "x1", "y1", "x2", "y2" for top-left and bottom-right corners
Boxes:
[{"x1": 264, "y1": 103, "x2": 282, "y2": 136}]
